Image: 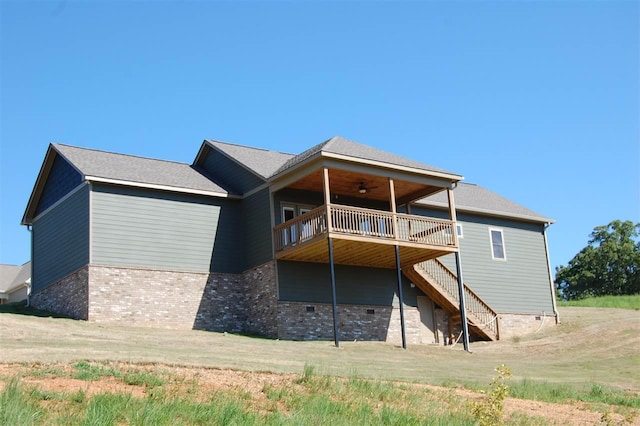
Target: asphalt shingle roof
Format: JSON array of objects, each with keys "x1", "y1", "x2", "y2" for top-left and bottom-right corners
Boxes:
[
  {"x1": 39, "y1": 140, "x2": 551, "y2": 224},
  {"x1": 205, "y1": 140, "x2": 293, "y2": 179},
  {"x1": 273, "y1": 136, "x2": 459, "y2": 178},
  {"x1": 0, "y1": 262, "x2": 30, "y2": 293},
  {"x1": 417, "y1": 183, "x2": 553, "y2": 223},
  {"x1": 54, "y1": 144, "x2": 228, "y2": 194},
  {"x1": 0, "y1": 265, "x2": 21, "y2": 293}
]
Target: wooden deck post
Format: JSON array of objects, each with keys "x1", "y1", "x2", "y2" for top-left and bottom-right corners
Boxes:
[
  {"x1": 323, "y1": 168, "x2": 332, "y2": 231},
  {"x1": 389, "y1": 178, "x2": 407, "y2": 349},
  {"x1": 447, "y1": 188, "x2": 459, "y2": 247}
]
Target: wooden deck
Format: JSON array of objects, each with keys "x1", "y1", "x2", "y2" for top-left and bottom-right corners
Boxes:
[{"x1": 273, "y1": 204, "x2": 458, "y2": 268}]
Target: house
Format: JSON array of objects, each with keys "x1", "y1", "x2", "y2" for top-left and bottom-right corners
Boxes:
[
  {"x1": 22, "y1": 137, "x2": 558, "y2": 346},
  {"x1": 0, "y1": 262, "x2": 31, "y2": 304}
]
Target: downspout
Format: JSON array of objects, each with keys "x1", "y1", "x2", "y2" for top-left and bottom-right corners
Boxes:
[
  {"x1": 543, "y1": 222, "x2": 559, "y2": 324},
  {"x1": 26, "y1": 224, "x2": 32, "y2": 308}
]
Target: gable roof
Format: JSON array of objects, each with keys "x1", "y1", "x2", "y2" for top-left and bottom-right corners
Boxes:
[
  {"x1": 0, "y1": 262, "x2": 30, "y2": 295},
  {"x1": 202, "y1": 140, "x2": 294, "y2": 180},
  {"x1": 272, "y1": 136, "x2": 461, "y2": 179},
  {"x1": 0, "y1": 265, "x2": 21, "y2": 293},
  {"x1": 53, "y1": 144, "x2": 228, "y2": 195},
  {"x1": 23, "y1": 144, "x2": 233, "y2": 224},
  {"x1": 417, "y1": 182, "x2": 554, "y2": 223}
]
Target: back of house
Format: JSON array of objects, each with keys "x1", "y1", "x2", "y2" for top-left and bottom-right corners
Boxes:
[{"x1": 21, "y1": 136, "x2": 557, "y2": 345}]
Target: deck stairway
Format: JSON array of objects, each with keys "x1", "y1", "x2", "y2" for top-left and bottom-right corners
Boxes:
[{"x1": 403, "y1": 259, "x2": 500, "y2": 341}]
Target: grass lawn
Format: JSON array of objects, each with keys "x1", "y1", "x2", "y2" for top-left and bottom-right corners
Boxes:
[
  {"x1": 558, "y1": 294, "x2": 640, "y2": 310},
  {"x1": 1, "y1": 296, "x2": 639, "y2": 425}
]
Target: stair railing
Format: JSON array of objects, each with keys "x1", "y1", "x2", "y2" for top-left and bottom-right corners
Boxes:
[{"x1": 416, "y1": 259, "x2": 499, "y2": 339}]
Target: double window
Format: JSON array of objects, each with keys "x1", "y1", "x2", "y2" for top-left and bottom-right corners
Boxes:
[
  {"x1": 489, "y1": 228, "x2": 506, "y2": 260},
  {"x1": 282, "y1": 203, "x2": 314, "y2": 246}
]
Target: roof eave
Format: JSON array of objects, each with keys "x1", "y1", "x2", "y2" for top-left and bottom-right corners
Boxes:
[
  {"x1": 85, "y1": 176, "x2": 239, "y2": 199},
  {"x1": 270, "y1": 150, "x2": 464, "y2": 183},
  {"x1": 22, "y1": 144, "x2": 77, "y2": 225},
  {"x1": 416, "y1": 200, "x2": 555, "y2": 224}
]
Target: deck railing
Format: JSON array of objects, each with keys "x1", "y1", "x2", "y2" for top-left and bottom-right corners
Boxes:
[
  {"x1": 416, "y1": 259, "x2": 499, "y2": 339},
  {"x1": 273, "y1": 204, "x2": 456, "y2": 252}
]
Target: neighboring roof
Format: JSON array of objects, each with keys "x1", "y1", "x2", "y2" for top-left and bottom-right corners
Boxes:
[
  {"x1": 53, "y1": 144, "x2": 229, "y2": 195},
  {"x1": 203, "y1": 140, "x2": 294, "y2": 180},
  {"x1": 0, "y1": 262, "x2": 30, "y2": 295},
  {"x1": 417, "y1": 182, "x2": 554, "y2": 224},
  {"x1": 0, "y1": 265, "x2": 20, "y2": 293},
  {"x1": 272, "y1": 136, "x2": 461, "y2": 179}
]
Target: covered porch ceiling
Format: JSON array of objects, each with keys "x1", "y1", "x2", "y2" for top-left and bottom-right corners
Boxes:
[{"x1": 270, "y1": 157, "x2": 459, "y2": 206}]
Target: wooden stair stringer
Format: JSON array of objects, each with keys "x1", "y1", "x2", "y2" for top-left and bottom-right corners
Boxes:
[{"x1": 403, "y1": 263, "x2": 499, "y2": 341}]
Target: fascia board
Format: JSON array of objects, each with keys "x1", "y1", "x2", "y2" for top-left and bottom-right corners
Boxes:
[
  {"x1": 85, "y1": 176, "x2": 240, "y2": 199},
  {"x1": 269, "y1": 151, "x2": 463, "y2": 189},
  {"x1": 416, "y1": 200, "x2": 555, "y2": 224}
]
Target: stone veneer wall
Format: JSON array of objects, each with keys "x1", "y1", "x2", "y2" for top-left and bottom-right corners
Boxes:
[
  {"x1": 497, "y1": 313, "x2": 557, "y2": 340},
  {"x1": 243, "y1": 262, "x2": 278, "y2": 338},
  {"x1": 88, "y1": 265, "x2": 249, "y2": 332},
  {"x1": 30, "y1": 266, "x2": 89, "y2": 320},
  {"x1": 276, "y1": 301, "x2": 426, "y2": 345},
  {"x1": 30, "y1": 261, "x2": 556, "y2": 344}
]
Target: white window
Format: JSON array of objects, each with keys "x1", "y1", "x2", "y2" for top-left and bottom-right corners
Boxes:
[
  {"x1": 489, "y1": 228, "x2": 506, "y2": 260},
  {"x1": 445, "y1": 224, "x2": 463, "y2": 239},
  {"x1": 281, "y1": 204, "x2": 314, "y2": 246},
  {"x1": 282, "y1": 205, "x2": 296, "y2": 246}
]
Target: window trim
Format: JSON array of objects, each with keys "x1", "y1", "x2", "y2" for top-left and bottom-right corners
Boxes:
[
  {"x1": 445, "y1": 223, "x2": 463, "y2": 239},
  {"x1": 488, "y1": 227, "x2": 507, "y2": 261},
  {"x1": 280, "y1": 203, "x2": 316, "y2": 246}
]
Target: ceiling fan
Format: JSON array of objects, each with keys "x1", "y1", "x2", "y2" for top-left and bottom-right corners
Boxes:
[{"x1": 357, "y1": 181, "x2": 379, "y2": 194}]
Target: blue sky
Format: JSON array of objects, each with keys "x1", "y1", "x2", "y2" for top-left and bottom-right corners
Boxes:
[{"x1": 1, "y1": 1, "x2": 638, "y2": 273}]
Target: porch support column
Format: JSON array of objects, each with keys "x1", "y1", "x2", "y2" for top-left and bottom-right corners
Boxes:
[
  {"x1": 389, "y1": 178, "x2": 407, "y2": 349},
  {"x1": 328, "y1": 237, "x2": 339, "y2": 347},
  {"x1": 323, "y1": 168, "x2": 332, "y2": 230},
  {"x1": 323, "y1": 168, "x2": 339, "y2": 347},
  {"x1": 448, "y1": 188, "x2": 470, "y2": 352}
]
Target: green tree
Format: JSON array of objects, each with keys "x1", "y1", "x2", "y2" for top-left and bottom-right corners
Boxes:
[{"x1": 555, "y1": 220, "x2": 640, "y2": 300}]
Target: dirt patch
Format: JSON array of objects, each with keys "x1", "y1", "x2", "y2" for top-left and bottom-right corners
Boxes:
[{"x1": 1, "y1": 362, "x2": 636, "y2": 425}]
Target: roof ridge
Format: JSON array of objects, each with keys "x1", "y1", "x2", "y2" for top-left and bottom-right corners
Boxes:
[
  {"x1": 53, "y1": 143, "x2": 192, "y2": 167},
  {"x1": 206, "y1": 139, "x2": 294, "y2": 157},
  {"x1": 270, "y1": 136, "x2": 335, "y2": 177}
]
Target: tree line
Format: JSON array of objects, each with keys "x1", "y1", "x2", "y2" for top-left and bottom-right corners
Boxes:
[{"x1": 555, "y1": 220, "x2": 640, "y2": 300}]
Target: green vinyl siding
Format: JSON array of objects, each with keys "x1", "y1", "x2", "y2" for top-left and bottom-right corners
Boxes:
[
  {"x1": 91, "y1": 185, "x2": 242, "y2": 273},
  {"x1": 277, "y1": 260, "x2": 421, "y2": 307},
  {"x1": 243, "y1": 188, "x2": 273, "y2": 269},
  {"x1": 197, "y1": 146, "x2": 264, "y2": 194},
  {"x1": 32, "y1": 184, "x2": 89, "y2": 293},
  {"x1": 35, "y1": 154, "x2": 83, "y2": 216},
  {"x1": 412, "y1": 206, "x2": 553, "y2": 314}
]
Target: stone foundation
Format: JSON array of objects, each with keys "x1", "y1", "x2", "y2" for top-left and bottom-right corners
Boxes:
[
  {"x1": 243, "y1": 262, "x2": 278, "y2": 337},
  {"x1": 276, "y1": 301, "x2": 428, "y2": 345},
  {"x1": 30, "y1": 262, "x2": 556, "y2": 344},
  {"x1": 30, "y1": 266, "x2": 89, "y2": 320},
  {"x1": 31, "y1": 262, "x2": 277, "y2": 335},
  {"x1": 498, "y1": 312, "x2": 557, "y2": 340},
  {"x1": 89, "y1": 266, "x2": 210, "y2": 329}
]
